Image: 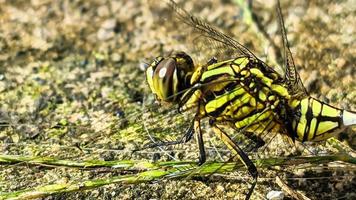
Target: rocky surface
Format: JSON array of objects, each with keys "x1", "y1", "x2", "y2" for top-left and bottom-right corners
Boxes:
[{"x1": 0, "y1": 0, "x2": 355, "y2": 199}]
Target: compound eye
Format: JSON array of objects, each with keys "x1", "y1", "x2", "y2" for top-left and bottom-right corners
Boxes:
[
  {"x1": 155, "y1": 58, "x2": 176, "y2": 81},
  {"x1": 153, "y1": 58, "x2": 178, "y2": 101}
]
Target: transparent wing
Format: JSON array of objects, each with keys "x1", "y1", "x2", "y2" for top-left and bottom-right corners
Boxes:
[
  {"x1": 152, "y1": 0, "x2": 308, "y2": 98},
  {"x1": 147, "y1": 0, "x2": 267, "y2": 67},
  {"x1": 166, "y1": 0, "x2": 258, "y2": 61},
  {"x1": 276, "y1": 0, "x2": 308, "y2": 98}
]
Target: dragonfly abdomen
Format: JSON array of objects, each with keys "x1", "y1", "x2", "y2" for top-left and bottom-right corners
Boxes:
[{"x1": 290, "y1": 97, "x2": 356, "y2": 141}]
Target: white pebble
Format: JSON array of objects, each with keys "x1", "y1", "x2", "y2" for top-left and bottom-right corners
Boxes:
[{"x1": 267, "y1": 190, "x2": 284, "y2": 200}]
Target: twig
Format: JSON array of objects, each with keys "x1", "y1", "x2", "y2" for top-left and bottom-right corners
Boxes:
[
  {"x1": 0, "y1": 153, "x2": 354, "y2": 199},
  {"x1": 276, "y1": 176, "x2": 311, "y2": 200},
  {"x1": 0, "y1": 154, "x2": 355, "y2": 169}
]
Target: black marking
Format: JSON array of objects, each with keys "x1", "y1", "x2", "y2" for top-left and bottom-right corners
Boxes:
[
  {"x1": 279, "y1": 99, "x2": 297, "y2": 142},
  {"x1": 312, "y1": 102, "x2": 323, "y2": 140},
  {"x1": 302, "y1": 97, "x2": 313, "y2": 142},
  {"x1": 202, "y1": 82, "x2": 240, "y2": 103},
  {"x1": 318, "y1": 115, "x2": 342, "y2": 123},
  {"x1": 206, "y1": 92, "x2": 246, "y2": 117},
  {"x1": 292, "y1": 103, "x2": 301, "y2": 139}
]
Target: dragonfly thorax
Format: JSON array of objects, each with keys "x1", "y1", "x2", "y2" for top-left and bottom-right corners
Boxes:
[{"x1": 146, "y1": 52, "x2": 194, "y2": 103}]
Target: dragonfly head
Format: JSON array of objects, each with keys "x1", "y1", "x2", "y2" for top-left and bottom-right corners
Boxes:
[{"x1": 145, "y1": 51, "x2": 194, "y2": 103}]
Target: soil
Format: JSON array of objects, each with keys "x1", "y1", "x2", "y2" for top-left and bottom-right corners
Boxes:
[{"x1": 0, "y1": 0, "x2": 355, "y2": 199}]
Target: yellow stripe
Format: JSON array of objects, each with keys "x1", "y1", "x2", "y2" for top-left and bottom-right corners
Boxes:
[
  {"x1": 233, "y1": 57, "x2": 249, "y2": 69},
  {"x1": 296, "y1": 116, "x2": 307, "y2": 140},
  {"x1": 250, "y1": 68, "x2": 273, "y2": 86},
  {"x1": 235, "y1": 110, "x2": 272, "y2": 129},
  {"x1": 321, "y1": 104, "x2": 340, "y2": 118},
  {"x1": 294, "y1": 98, "x2": 310, "y2": 140},
  {"x1": 256, "y1": 102, "x2": 265, "y2": 109},
  {"x1": 234, "y1": 106, "x2": 254, "y2": 119},
  {"x1": 271, "y1": 84, "x2": 290, "y2": 98},
  {"x1": 190, "y1": 66, "x2": 203, "y2": 85},
  {"x1": 221, "y1": 98, "x2": 246, "y2": 116},
  {"x1": 289, "y1": 99, "x2": 301, "y2": 109},
  {"x1": 249, "y1": 97, "x2": 257, "y2": 107},
  {"x1": 232, "y1": 93, "x2": 251, "y2": 106},
  {"x1": 231, "y1": 64, "x2": 240, "y2": 73},
  {"x1": 316, "y1": 121, "x2": 338, "y2": 135},
  {"x1": 301, "y1": 98, "x2": 309, "y2": 116},
  {"x1": 240, "y1": 70, "x2": 250, "y2": 76},
  {"x1": 308, "y1": 118, "x2": 317, "y2": 140},
  {"x1": 183, "y1": 90, "x2": 202, "y2": 111},
  {"x1": 205, "y1": 87, "x2": 245, "y2": 113},
  {"x1": 311, "y1": 99, "x2": 322, "y2": 117},
  {"x1": 268, "y1": 95, "x2": 276, "y2": 101},
  {"x1": 258, "y1": 91, "x2": 267, "y2": 101},
  {"x1": 208, "y1": 77, "x2": 233, "y2": 92},
  {"x1": 207, "y1": 59, "x2": 234, "y2": 70},
  {"x1": 223, "y1": 93, "x2": 251, "y2": 116},
  {"x1": 201, "y1": 65, "x2": 234, "y2": 82}
]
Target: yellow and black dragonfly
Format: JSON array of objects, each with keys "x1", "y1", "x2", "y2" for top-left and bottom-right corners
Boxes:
[{"x1": 145, "y1": 0, "x2": 356, "y2": 199}]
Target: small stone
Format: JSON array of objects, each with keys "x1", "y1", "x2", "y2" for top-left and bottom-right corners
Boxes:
[
  {"x1": 267, "y1": 190, "x2": 284, "y2": 200},
  {"x1": 97, "y1": 29, "x2": 114, "y2": 41},
  {"x1": 11, "y1": 133, "x2": 20, "y2": 143},
  {"x1": 102, "y1": 19, "x2": 116, "y2": 30},
  {"x1": 335, "y1": 182, "x2": 343, "y2": 191},
  {"x1": 0, "y1": 81, "x2": 5, "y2": 92},
  {"x1": 97, "y1": 19, "x2": 117, "y2": 41},
  {"x1": 215, "y1": 185, "x2": 225, "y2": 193},
  {"x1": 335, "y1": 58, "x2": 346, "y2": 68},
  {"x1": 97, "y1": 5, "x2": 110, "y2": 17},
  {"x1": 111, "y1": 53, "x2": 122, "y2": 62}
]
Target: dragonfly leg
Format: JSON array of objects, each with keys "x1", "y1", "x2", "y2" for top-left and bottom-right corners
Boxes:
[
  {"x1": 212, "y1": 124, "x2": 257, "y2": 200},
  {"x1": 194, "y1": 118, "x2": 206, "y2": 165}
]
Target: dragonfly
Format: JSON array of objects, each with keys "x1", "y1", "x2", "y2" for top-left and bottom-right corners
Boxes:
[{"x1": 145, "y1": 0, "x2": 356, "y2": 199}]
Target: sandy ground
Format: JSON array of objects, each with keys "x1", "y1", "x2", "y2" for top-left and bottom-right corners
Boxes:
[{"x1": 0, "y1": 0, "x2": 355, "y2": 199}]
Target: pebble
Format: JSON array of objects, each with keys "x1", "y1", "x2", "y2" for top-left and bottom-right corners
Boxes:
[
  {"x1": 97, "y1": 5, "x2": 110, "y2": 17},
  {"x1": 97, "y1": 19, "x2": 117, "y2": 41},
  {"x1": 267, "y1": 190, "x2": 284, "y2": 200},
  {"x1": 111, "y1": 53, "x2": 122, "y2": 62},
  {"x1": 101, "y1": 19, "x2": 117, "y2": 30}
]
